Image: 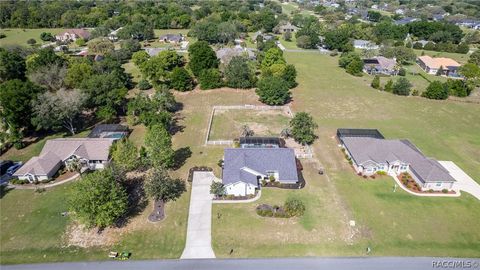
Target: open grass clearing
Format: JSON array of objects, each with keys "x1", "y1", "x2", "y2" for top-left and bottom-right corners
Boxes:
[
  {"x1": 213, "y1": 51, "x2": 480, "y2": 258},
  {"x1": 208, "y1": 109, "x2": 291, "y2": 141},
  {"x1": 0, "y1": 28, "x2": 67, "y2": 47}
]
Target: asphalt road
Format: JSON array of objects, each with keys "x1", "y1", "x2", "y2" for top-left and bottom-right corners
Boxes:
[{"x1": 4, "y1": 257, "x2": 480, "y2": 270}]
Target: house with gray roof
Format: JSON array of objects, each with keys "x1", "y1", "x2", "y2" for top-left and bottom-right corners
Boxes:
[
  {"x1": 363, "y1": 56, "x2": 397, "y2": 75},
  {"x1": 338, "y1": 130, "x2": 455, "y2": 191},
  {"x1": 159, "y1": 34, "x2": 184, "y2": 44},
  {"x1": 13, "y1": 138, "x2": 114, "y2": 183},
  {"x1": 222, "y1": 148, "x2": 299, "y2": 196}
]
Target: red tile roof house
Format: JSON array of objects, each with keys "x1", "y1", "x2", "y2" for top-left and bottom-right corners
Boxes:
[
  {"x1": 417, "y1": 55, "x2": 461, "y2": 77},
  {"x1": 337, "y1": 129, "x2": 455, "y2": 192},
  {"x1": 13, "y1": 138, "x2": 114, "y2": 183},
  {"x1": 55, "y1": 29, "x2": 91, "y2": 42}
]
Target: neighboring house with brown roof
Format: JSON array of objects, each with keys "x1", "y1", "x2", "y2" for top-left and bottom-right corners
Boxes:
[
  {"x1": 55, "y1": 29, "x2": 91, "y2": 42},
  {"x1": 363, "y1": 56, "x2": 398, "y2": 75},
  {"x1": 417, "y1": 56, "x2": 461, "y2": 77},
  {"x1": 338, "y1": 129, "x2": 455, "y2": 191},
  {"x1": 13, "y1": 138, "x2": 114, "y2": 183}
]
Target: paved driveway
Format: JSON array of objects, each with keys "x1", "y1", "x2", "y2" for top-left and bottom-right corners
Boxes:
[
  {"x1": 180, "y1": 172, "x2": 216, "y2": 259},
  {"x1": 439, "y1": 161, "x2": 480, "y2": 201}
]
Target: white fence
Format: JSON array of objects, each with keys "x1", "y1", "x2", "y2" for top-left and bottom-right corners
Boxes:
[{"x1": 205, "y1": 104, "x2": 294, "y2": 145}]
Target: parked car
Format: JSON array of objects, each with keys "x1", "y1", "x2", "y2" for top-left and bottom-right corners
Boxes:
[
  {"x1": 6, "y1": 163, "x2": 22, "y2": 176},
  {"x1": 0, "y1": 160, "x2": 14, "y2": 175}
]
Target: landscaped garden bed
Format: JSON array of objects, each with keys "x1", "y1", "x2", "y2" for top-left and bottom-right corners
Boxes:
[
  {"x1": 255, "y1": 198, "x2": 305, "y2": 218},
  {"x1": 398, "y1": 172, "x2": 456, "y2": 194}
]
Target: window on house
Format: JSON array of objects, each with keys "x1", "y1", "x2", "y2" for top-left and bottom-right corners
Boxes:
[{"x1": 436, "y1": 182, "x2": 442, "y2": 187}]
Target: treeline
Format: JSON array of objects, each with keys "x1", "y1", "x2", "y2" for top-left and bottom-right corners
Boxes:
[
  {"x1": 0, "y1": 0, "x2": 285, "y2": 35},
  {"x1": 284, "y1": 12, "x2": 470, "y2": 54},
  {"x1": 0, "y1": 40, "x2": 138, "y2": 149},
  {"x1": 0, "y1": 1, "x2": 192, "y2": 29}
]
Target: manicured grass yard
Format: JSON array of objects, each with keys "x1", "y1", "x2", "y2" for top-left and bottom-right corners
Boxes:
[
  {"x1": 1, "y1": 130, "x2": 91, "y2": 163},
  {"x1": 208, "y1": 109, "x2": 290, "y2": 141},
  {"x1": 213, "y1": 52, "x2": 480, "y2": 258},
  {"x1": 0, "y1": 180, "x2": 190, "y2": 264},
  {"x1": 1, "y1": 29, "x2": 480, "y2": 263}
]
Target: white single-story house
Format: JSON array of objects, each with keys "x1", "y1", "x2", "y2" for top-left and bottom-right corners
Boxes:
[
  {"x1": 55, "y1": 29, "x2": 91, "y2": 42},
  {"x1": 222, "y1": 148, "x2": 299, "y2": 196},
  {"x1": 13, "y1": 138, "x2": 114, "y2": 183},
  {"x1": 337, "y1": 129, "x2": 455, "y2": 191},
  {"x1": 417, "y1": 56, "x2": 461, "y2": 77}
]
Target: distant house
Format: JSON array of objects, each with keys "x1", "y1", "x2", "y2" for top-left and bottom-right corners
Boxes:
[
  {"x1": 353, "y1": 39, "x2": 379, "y2": 50},
  {"x1": 417, "y1": 56, "x2": 461, "y2": 77},
  {"x1": 215, "y1": 46, "x2": 256, "y2": 64},
  {"x1": 394, "y1": 17, "x2": 419, "y2": 25},
  {"x1": 337, "y1": 129, "x2": 455, "y2": 191},
  {"x1": 278, "y1": 22, "x2": 299, "y2": 34},
  {"x1": 414, "y1": 40, "x2": 432, "y2": 48},
  {"x1": 159, "y1": 34, "x2": 184, "y2": 44},
  {"x1": 222, "y1": 148, "x2": 299, "y2": 196},
  {"x1": 55, "y1": 29, "x2": 91, "y2": 42},
  {"x1": 108, "y1": 27, "x2": 123, "y2": 41},
  {"x1": 88, "y1": 124, "x2": 129, "y2": 140},
  {"x1": 455, "y1": 19, "x2": 480, "y2": 29},
  {"x1": 395, "y1": 9, "x2": 405, "y2": 15},
  {"x1": 252, "y1": 31, "x2": 275, "y2": 43},
  {"x1": 13, "y1": 138, "x2": 114, "y2": 183},
  {"x1": 363, "y1": 56, "x2": 397, "y2": 75}
]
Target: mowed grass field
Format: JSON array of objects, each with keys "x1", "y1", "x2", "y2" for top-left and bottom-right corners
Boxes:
[
  {"x1": 213, "y1": 52, "x2": 480, "y2": 258},
  {"x1": 208, "y1": 109, "x2": 290, "y2": 140},
  {"x1": 0, "y1": 28, "x2": 67, "y2": 47}
]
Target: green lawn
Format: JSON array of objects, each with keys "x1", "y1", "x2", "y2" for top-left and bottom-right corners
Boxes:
[
  {"x1": 413, "y1": 49, "x2": 470, "y2": 64},
  {"x1": 0, "y1": 28, "x2": 67, "y2": 47},
  {"x1": 122, "y1": 61, "x2": 142, "y2": 83},
  {"x1": 0, "y1": 180, "x2": 190, "y2": 264},
  {"x1": 213, "y1": 52, "x2": 480, "y2": 258},
  {"x1": 366, "y1": 64, "x2": 449, "y2": 93},
  {"x1": 208, "y1": 109, "x2": 290, "y2": 141}
]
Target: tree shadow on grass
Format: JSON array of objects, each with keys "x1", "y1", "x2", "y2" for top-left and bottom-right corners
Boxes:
[
  {"x1": 115, "y1": 175, "x2": 148, "y2": 228},
  {"x1": 170, "y1": 114, "x2": 186, "y2": 135},
  {"x1": 0, "y1": 185, "x2": 13, "y2": 199},
  {"x1": 172, "y1": 146, "x2": 192, "y2": 171}
]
